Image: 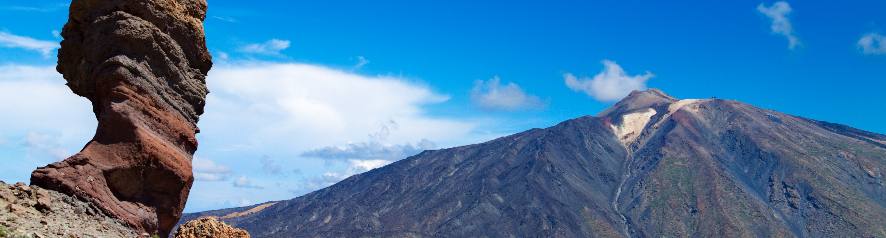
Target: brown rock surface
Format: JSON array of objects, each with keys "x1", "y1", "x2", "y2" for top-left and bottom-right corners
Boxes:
[
  {"x1": 174, "y1": 217, "x2": 250, "y2": 238},
  {"x1": 29, "y1": 0, "x2": 212, "y2": 236}
]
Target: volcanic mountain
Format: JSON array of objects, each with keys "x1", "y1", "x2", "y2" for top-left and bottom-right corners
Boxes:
[{"x1": 186, "y1": 89, "x2": 886, "y2": 237}]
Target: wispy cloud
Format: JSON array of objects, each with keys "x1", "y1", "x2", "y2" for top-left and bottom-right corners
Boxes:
[
  {"x1": 300, "y1": 120, "x2": 437, "y2": 187},
  {"x1": 858, "y1": 33, "x2": 886, "y2": 55},
  {"x1": 211, "y1": 16, "x2": 238, "y2": 23},
  {"x1": 757, "y1": 1, "x2": 800, "y2": 50},
  {"x1": 471, "y1": 76, "x2": 543, "y2": 111},
  {"x1": 0, "y1": 31, "x2": 59, "y2": 57},
  {"x1": 193, "y1": 157, "x2": 233, "y2": 182},
  {"x1": 564, "y1": 60, "x2": 653, "y2": 102},
  {"x1": 215, "y1": 51, "x2": 230, "y2": 61},
  {"x1": 354, "y1": 56, "x2": 370, "y2": 69},
  {"x1": 233, "y1": 176, "x2": 264, "y2": 189},
  {"x1": 239, "y1": 39, "x2": 290, "y2": 55},
  {"x1": 300, "y1": 172, "x2": 350, "y2": 190},
  {"x1": 2, "y1": 3, "x2": 69, "y2": 13},
  {"x1": 292, "y1": 159, "x2": 394, "y2": 192},
  {"x1": 303, "y1": 140, "x2": 435, "y2": 162},
  {"x1": 302, "y1": 120, "x2": 436, "y2": 162}
]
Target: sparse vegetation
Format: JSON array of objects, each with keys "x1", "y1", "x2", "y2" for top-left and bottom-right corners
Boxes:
[{"x1": 0, "y1": 225, "x2": 7, "y2": 237}]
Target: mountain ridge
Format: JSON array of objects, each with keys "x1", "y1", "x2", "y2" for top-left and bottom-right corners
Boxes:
[{"x1": 183, "y1": 89, "x2": 886, "y2": 237}]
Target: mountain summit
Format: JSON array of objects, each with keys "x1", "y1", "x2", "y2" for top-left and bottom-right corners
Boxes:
[{"x1": 186, "y1": 89, "x2": 886, "y2": 237}]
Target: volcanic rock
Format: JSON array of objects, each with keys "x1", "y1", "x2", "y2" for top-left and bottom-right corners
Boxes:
[{"x1": 30, "y1": 0, "x2": 212, "y2": 236}]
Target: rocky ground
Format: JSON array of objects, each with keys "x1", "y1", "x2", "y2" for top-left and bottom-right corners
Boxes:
[{"x1": 0, "y1": 181, "x2": 138, "y2": 237}]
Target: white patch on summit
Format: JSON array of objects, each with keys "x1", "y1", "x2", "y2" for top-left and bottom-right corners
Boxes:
[
  {"x1": 667, "y1": 99, "x2": 704, "y2": 114},
  {"x1": 647, "y1": 99, "x2": 709, "y2": 132},
  {"x1": 610, "y1": 108, "x2": 657, "y2": 146}
]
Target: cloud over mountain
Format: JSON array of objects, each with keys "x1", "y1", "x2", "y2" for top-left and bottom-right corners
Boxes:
[
  {"x1": 564, "y1": 60, "x2": 653, "y2": 102},
  {"x1": 471, "y1": 76, "x2": 543, "y2": 111}
]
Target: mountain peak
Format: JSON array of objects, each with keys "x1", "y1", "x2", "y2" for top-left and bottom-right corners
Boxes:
[
  {"x1": 598, "y1": 88, "x2": 677, "y2": 117},
  {"x1": 632, "y1": 88, "x2": 675, "y2": 101}
]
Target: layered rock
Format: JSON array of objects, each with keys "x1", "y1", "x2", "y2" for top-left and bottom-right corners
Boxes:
[{"x1": 30, "y1": 0, "x2": 212, "y2": 236}]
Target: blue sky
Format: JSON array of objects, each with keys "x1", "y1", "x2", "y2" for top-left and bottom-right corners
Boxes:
[{"x1": 1, "y1": 0, "x2": 884, "y2": 212}]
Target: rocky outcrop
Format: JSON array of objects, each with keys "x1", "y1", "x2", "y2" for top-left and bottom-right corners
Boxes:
[
  {"x1": 30, "y1": 0, "x2": 212, "y2": 236},
  {"x1": 0, "y1": 181, "x2": 139, "y2": 237},
  {"x1": 174, "y1": 217, "x2": 250, "y2": 238}
]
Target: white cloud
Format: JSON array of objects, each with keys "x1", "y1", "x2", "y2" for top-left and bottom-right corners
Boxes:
[
  {"x1": 0, "y1": 65, "x2": 94, "y2": 134},
  {"x1": 0, "y1": 31, "x2": 59, "y2": 57},
  {"x1": 471, "y1": 76, "x2": 543, "y2": 111},
  {"x1": 233, "y1": 176, "x2": 264, "y2": 189},
  {"x1": 564, "y1": 60, "x2": 653, "y2": 102},
  {"x1": 201, "y1": 62, "x2": 476, "y2": 154},
  {"x1": 757, "y1": 1, "x2": 800, "y2": 50},
  {"x1": 347, "y1": 159, "x2": 391, "y2": 172},
  {"x1": 354, "y1": 56, "x2": 370, "y2": 69},
  {"x1": 239, "y1": 39, "x2": 290, "y2": 55},
  {"x1": 858, "y1": 33, "x2": 886, "y2": 55},
  {"x1": 0, "y1": 65, "x2": 93, "y2": 139},
  {"x1": 193, "y1": 157, "x2": 232, "y2": 182}
]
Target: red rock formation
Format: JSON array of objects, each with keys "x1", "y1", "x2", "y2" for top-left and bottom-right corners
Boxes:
[{"x1": 30, "y1": 0, "x2": 212, "y2": 236}]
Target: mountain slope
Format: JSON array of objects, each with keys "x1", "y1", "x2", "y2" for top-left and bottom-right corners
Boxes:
[{"x1": 192, "y1": 90, "x2": 886, "y2": 237}]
